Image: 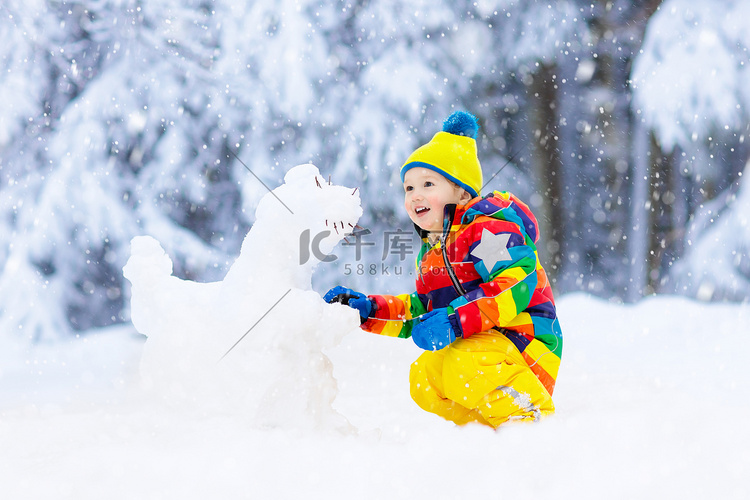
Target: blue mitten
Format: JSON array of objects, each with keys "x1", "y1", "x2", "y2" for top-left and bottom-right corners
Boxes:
[
  {"x1": 411, "y1": 308, "x2": 463, "y2": 351},
  {"x1": 324, "y1": 285, "x2": 373, "y2": 322}
]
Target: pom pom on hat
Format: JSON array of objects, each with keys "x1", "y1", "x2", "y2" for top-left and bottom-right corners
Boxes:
[
  {"x1": 400, "y1": 110, "x2": 483, "y2": 197},
  {"x1": 442, "y1": 111, "x2": 478, "y2": 139}
]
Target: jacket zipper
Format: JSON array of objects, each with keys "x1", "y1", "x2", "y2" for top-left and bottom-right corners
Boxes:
[{"x1": 440, "y1": 204, "x2": 466, "y2": 297}]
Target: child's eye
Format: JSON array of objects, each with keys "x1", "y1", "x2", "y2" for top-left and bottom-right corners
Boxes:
[
  {"x1": 405, "y1": 185, "x2": 413, "y2": 192},
  {"x1": 424, "y1": 181, "x2": 433, "y2": 187}
]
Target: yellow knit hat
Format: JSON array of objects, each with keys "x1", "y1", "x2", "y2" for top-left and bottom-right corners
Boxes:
[{"x1": 400, "y1": 111, "x2": 483, "y2": 197}]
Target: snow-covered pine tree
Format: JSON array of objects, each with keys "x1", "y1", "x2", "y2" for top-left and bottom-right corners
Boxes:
[
  {"x1": 632, "y1": 0, "x2": 750, "y2": 300},
  {"x1": 0, "y1": 0, "x2": 246, "y2": 339}
]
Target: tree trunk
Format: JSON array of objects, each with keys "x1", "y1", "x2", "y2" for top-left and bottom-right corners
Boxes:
[
  {"x1": 627, "y1": 116, "x2": 651, "y2": 301},
  {"x1": 528, "y1": 64, "x2": 565, "y2": 287}
]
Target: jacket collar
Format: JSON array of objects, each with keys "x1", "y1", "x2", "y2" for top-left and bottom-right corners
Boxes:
[{"x1": 413, "y1": 200, "x2": 476, "y2": 243}]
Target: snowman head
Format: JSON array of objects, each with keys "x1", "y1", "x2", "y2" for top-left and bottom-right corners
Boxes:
[{"x1": 254, "y1": 164, "x2": 364, "y2": 263}]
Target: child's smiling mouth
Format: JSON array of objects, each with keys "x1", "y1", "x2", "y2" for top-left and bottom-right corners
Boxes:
[{"x1": 415, "y1": 206, "x2": 430, "y2": 216}]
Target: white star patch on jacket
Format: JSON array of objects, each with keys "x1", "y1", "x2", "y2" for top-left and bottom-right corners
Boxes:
[{"x1": 470, "y1": 229, "x2": 512, "y2": 273}]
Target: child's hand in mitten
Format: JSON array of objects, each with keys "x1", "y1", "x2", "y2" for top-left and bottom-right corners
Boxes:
[
  {"x1": 411, "y1": 308, "x2": 463, "y2": 351},
  {"x1": 324, "y1": 286, "x2": 373, "y2": 322}
]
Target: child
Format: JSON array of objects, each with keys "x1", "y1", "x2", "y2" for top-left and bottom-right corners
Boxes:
[{"x1": 324, "y1": 111, "x2": 562, "y2": 428}]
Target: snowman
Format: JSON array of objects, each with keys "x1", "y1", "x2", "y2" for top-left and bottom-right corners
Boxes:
[{"x1": 124, "y1": 164, "x2": 363, "y2": 432}]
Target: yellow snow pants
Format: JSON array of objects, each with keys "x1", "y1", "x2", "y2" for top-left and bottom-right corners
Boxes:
[{"x1": 409, "y1": 329, "x2": 555, "y2": 428}]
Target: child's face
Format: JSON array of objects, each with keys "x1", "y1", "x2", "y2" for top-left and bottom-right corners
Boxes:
[{"x1": 403, "y1": 167, "x2": 472, "y2": 234}]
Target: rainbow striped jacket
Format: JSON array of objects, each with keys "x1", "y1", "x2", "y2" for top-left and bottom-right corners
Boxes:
[{"x1": 362, "y1": 191, "x2": 562, "y2": 394}]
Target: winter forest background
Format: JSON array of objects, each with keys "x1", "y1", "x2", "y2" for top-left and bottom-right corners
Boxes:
[{"x1": 1, "y1": 0, "x2": 749, "y2": 341}]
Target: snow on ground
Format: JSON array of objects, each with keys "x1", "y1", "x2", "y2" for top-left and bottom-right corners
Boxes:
[
  {"x1": 0, "y1": 295, "x2": 748, "y2": 499},
  {"x1": 1, "y1": 165, "x2": 749, "y2": 499}
]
